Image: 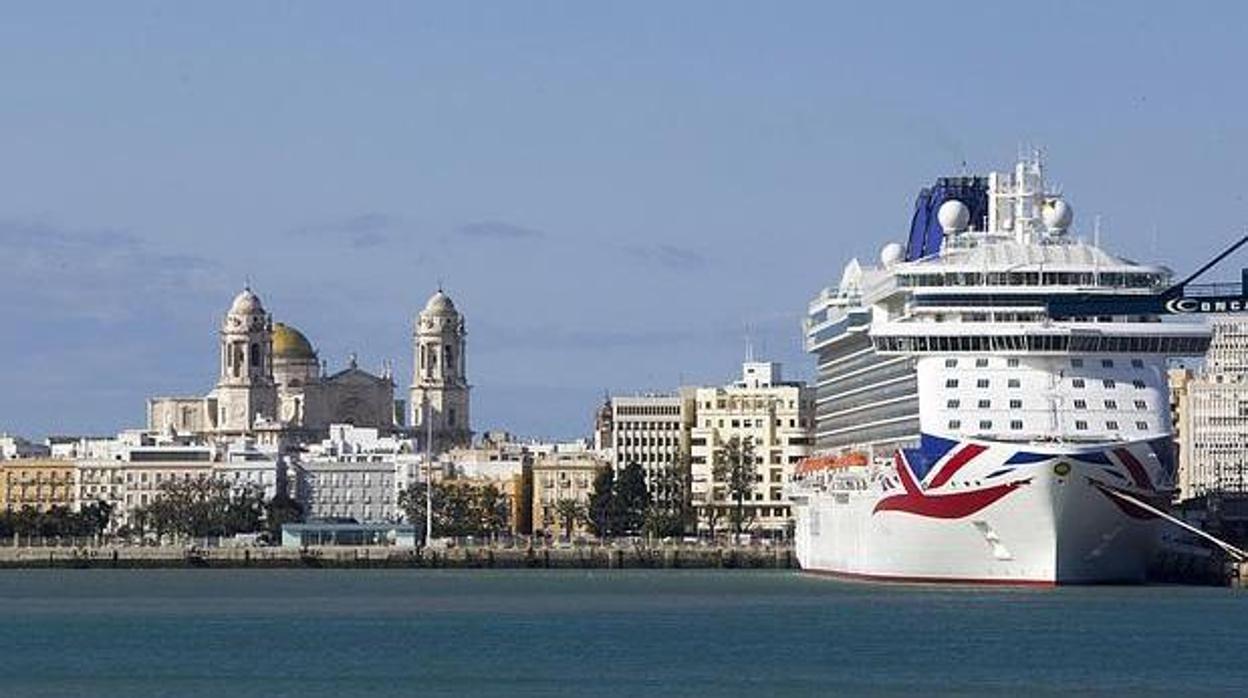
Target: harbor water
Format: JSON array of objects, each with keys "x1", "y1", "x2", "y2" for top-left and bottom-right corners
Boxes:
[{"x1": 0, "y1": 569, "x2": 1244, "y2": 697}]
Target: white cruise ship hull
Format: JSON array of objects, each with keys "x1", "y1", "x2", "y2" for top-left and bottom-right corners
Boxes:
[{"x1": 792, "y1": 438, "x2": 1167, "y2": 585}]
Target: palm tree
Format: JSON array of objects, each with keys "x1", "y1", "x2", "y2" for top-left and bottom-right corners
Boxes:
[
  {"x1": 713, "y1": 436, "x2": 758, "y2": 536},
  {"x1": 554, "y1": 498, "x2": 586, "y2": 541}
]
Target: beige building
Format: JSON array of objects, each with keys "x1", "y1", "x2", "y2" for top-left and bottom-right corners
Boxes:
[
  {"x1": 690, "y1": 361, "x2": 814, "y2": 535},
  {"x1": 1180, "y1": 317, "x2": 1248, "y2": 500},
  {"x1": 531, "y1": 445, "x2": 606, "y2": 538},
  {"x1": 1, "y1": 459, "x2": 76, "y2": 513},
  {"x1": 1169, "y1": 367, "x2": 1195, "y2": 501}
]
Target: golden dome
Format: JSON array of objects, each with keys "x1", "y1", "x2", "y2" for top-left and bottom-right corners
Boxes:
[{"x1": 273, "y1": 322, "x2": 317, "y2": 361}]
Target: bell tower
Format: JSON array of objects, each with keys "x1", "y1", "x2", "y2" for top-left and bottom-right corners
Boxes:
[
  {"x1": 410, "y1": 289, "x2": 471, "y2": 449},
  {"x1": 214, "y1": 287, "x2": 278, "y2": 435}
]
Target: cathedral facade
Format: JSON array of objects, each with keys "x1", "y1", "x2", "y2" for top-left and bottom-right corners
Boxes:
[{"x1": 147, "y1": 287, "x2": 471, "y2": 448}]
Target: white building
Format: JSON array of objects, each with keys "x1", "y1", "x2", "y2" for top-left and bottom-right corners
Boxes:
[
  {"x1": 291, "y1": 424, "x2": 418, "y2": 523},
  {"x1": 608, "y1": 392, "x2": 696, "y2": 494},
  {"x1": 690, "y1": 361, "x2": 814, "y2": 534},
  {"x1": 1182, "y1": 317, "x2": 1248, "y2": 500},
  {"x1": 0, "y1": 435, "x2": 49, "y2": 460},
  {"x1": 75, "y1": 443, "x2": 218, "y2": 528}
]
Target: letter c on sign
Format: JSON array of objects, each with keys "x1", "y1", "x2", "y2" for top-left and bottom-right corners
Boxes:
[{"x1": 1165, "y1": 298, "x2": 1198, "y2": 314}]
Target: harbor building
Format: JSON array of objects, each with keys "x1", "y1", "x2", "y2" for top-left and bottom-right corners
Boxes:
[
  {"x1": 607, "y1": 392, "x2": 696, "y2": 496},
  {"x1": 1, "y1": 459, "x2": 76, "y2": 513},
  {"x1": 690, "y1": 361, "x2": 814, "y2": 534},
  {"x1": 1180, "y1": 317, "x2": 1248, "y2": 500}
]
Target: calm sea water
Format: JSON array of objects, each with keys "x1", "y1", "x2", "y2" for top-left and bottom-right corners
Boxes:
[{"x1": 0, "y1": 569, "x2": 1244, "y2": 697}]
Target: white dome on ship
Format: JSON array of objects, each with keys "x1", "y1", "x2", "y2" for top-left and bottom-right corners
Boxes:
[
  {"x1": 880, "y1": 242, "x2": 904, "y2": 268},
  {"x1": 1042, "y1": 199, "x2": 1073, "y2": 232},
  {"x1": 937, "y1": 199, "x2": 970, "y2": 233}
]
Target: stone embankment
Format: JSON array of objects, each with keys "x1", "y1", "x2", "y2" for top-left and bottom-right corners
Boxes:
[{"x1": 0, "y1": 544, "x2": 796, "y2": 570}]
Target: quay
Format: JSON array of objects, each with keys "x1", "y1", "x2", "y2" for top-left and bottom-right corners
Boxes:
[{"x1": 0, "y1": 543, "x2": 797, "y2": 570}]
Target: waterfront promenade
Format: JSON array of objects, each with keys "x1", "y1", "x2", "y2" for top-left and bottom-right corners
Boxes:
[{"x1": 0, "y1": 542, "x2": 796, "y2": 570}]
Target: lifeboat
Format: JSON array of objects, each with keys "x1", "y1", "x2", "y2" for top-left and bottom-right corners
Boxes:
[{"x1": 794, "y1": 452, "x2": 868, "y2": 476}]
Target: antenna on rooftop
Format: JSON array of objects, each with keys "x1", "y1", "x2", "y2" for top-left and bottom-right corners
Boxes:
[{"x1": 744, "y1": 322, "x2": 755, "y2": 362}]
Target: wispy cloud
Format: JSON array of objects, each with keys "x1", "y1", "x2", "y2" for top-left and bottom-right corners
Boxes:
[
  {"x1": 456, "y1": 220, "x2": 546, "y2": 241},
  {"x1": 289, "y1": 212, "x2": 400, "y2": 249},
  {"x1": 0, "y1": 219, "x2": 222, "y2": 322},
  {"x1": 623, "y1": 243, "x2": 707, "y2": 270}
]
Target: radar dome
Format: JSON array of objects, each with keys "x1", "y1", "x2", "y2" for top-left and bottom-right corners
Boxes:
[
  {"x1": 937, "y1": 199, "x2": 970, "y2": 233},
  {"x1": 880, "y1": 242, "x2": 904, "y2": 267},
  {"x1": 1042, "y1": 199, "x2": 1073, "y2": 232}
]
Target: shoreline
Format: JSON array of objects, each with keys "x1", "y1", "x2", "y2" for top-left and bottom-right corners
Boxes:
[{"x1": 0, "y1": 544, "x2": 797, "y2": 570}]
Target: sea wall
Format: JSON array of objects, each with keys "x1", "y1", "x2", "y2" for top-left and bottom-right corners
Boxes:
[{"x1": 0, "y1": 544, "x2": 797, "y2": 570}]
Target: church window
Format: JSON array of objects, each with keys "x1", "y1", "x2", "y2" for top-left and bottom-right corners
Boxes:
[
  {"x1": 250, "y1": 343, "x2": 260, "y2": 369},
  {"x1": 449, "y1": 408, "x2": 457, "y2": 427}
]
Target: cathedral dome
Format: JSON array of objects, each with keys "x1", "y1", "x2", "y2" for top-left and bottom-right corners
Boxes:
[
  {"x1": 273, "y1": 322, "x2": 317, "y2": 361},
  {"x1": 423, "y1": 290, "x2": 458, "y2": 316},
  {"x1": 229, "y1": 287, "x2": 265, "y2": 316}
]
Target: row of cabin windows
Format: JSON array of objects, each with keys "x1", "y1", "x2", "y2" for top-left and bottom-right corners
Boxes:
[
  {"x1": 944, "y1": 357, "x2": 1148, "y2": 370},
  {"x1": 945, "y1": 378, "x2": 1148, "y2": 390},
  {"x1": 898, "y1": 271, "x2": 1163, "y2": 288},
  {"x1": 948, "y1": 419, "x2": 1151, "y2": 431},
  {"x1": 878, "y1": 335, "x2": 1205, "y2": 354},
  {"x1": 947, "y1": 398, "x2": 1151, "y2": 410}
]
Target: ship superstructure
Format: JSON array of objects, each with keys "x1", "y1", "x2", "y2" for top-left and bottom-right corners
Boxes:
[{"x1": 791, "y1": 155, "x2": 1210, "y2": 584}]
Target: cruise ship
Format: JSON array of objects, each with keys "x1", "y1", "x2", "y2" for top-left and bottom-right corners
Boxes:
[{"x1": 790, "y1": 155, "x2": 1211, "y2": 584}]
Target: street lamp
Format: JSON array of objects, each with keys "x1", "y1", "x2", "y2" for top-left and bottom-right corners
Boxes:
[{"x1": 424, "y1": 395, "x2": 434, "y2": 548}]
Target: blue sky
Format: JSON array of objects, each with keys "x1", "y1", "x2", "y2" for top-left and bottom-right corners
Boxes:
[{"x1": 3, "y1": 2, "x2": 1247, "y2": 439}]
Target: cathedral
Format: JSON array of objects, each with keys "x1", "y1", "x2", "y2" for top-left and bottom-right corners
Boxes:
[{"x1": 147, "y1": 286, "x2": 472, "y2": 448}]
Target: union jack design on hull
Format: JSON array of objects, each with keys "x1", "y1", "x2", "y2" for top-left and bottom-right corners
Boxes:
[{"x1": 791, "y1": 434, "x2": 1171, "y2": 585}]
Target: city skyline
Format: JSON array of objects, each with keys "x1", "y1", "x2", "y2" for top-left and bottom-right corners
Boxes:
[{"x1": 4, "y1": 2, "x2": 1248, "y2": 439}]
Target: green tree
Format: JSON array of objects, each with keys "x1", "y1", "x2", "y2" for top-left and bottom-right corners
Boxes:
[
  {"x1": 614, "y1": 462, "x2": 651, "y2": 536},
  {"x1": 79, "y1": 500, "x2": 114, "y2": 538},
  {"x1": 136, "y1": 478, "x2": 267, "y2": 541},
  {"x1": 264, "y1": 494, "x2": 305, "y2": 541},
  {"x1": 553, "y1": 498, "x2": 585, "y2": 541},
  {"x1": 586, "y1": 467, "x2": 616, "y2": 538},
  {"x1": 644, "y1": 463, "x2": 689, "y2": 539},
  {"x1": 713, "y1": 436, "x2": 758, "y2": 536},
  {"x1": 475, "y1": 485, "x2": 509, "y2": 540},
  {"x1": 398, "y1": 481, "x2": 511, "y2": 542}
]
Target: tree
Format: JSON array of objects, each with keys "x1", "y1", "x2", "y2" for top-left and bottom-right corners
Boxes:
[
  {"x1": 135, "y1": 478, "x2": 267, "y2": 541},
  {"x1": 398, "y1": 481, "x2": 512, "y2": 542},
  {"x1": 475, "y1": 484, "x2": 509, "y2": 540},
  {"x1": 644, "y1": 463, "x2": 689, "y2": 539},
  {"x1": 553, "y1": 498, "x2": 585, "y2": 541},
  {"x1": 614, "y1": 462, "x2": 651, "y2": 536},
  {"x1": 264, "y1": 494, "x2": 305, "y2": 541},
  {"x1": 713, "y1": 436, "x2": 758, "y2": 536},
  {"x1": 586, "y1": 467, "x2": 616, "y2": 538}
]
